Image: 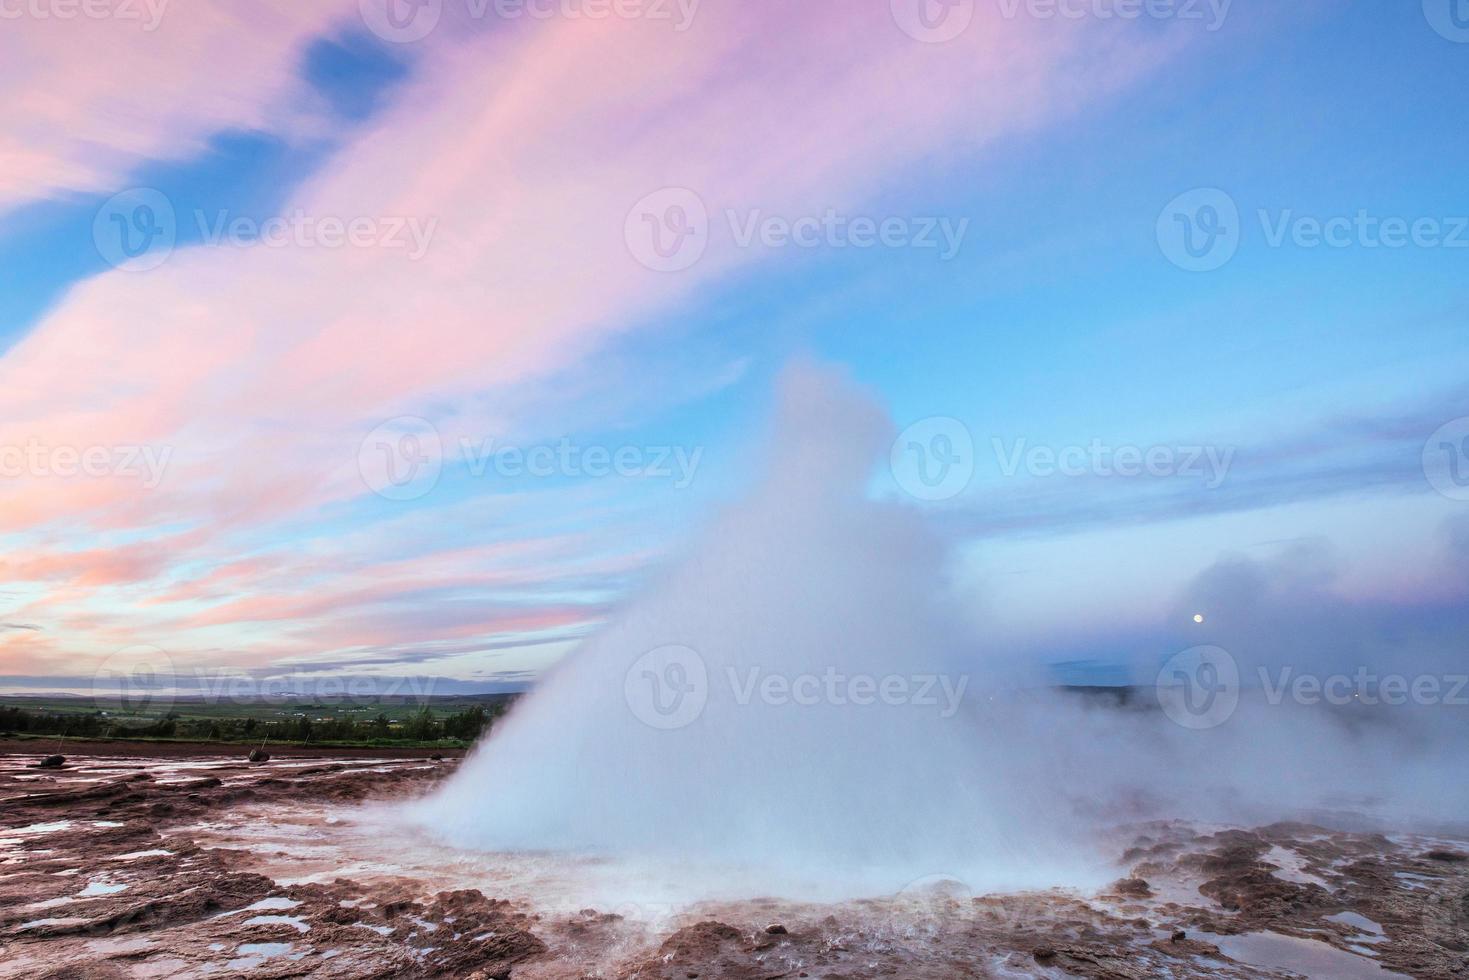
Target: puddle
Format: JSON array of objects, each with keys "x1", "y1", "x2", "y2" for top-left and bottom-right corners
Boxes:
[
  {"x1": 18, "y1": 917, "x2": 88, "y2": 930},
  {"x1": 240, "y1": 896, "x2": 302, "y2": 912},
  {"x1": 226, "y1": 942, "x2": 297, "y2": 970},
  {"x1": 1328, "y1": 910, "x2": 1387, "y2": 944},
  {"x1": 78, "y1": 880, "x2": 128, "y2": 897},
  {"x1": 1264, "y1": 845, "x2": 1332, "y2": 890},
  {"x1": 1203, "y1": 931, "x2": 1407, "y2": 979},
  {"x1": 242, "y1": 914, "x2": 310, "y2": 933}
]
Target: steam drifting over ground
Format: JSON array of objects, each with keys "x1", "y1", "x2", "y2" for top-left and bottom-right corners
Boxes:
[{"x1": 404, "y1": 364, "x2": 1469, "y2": 902}]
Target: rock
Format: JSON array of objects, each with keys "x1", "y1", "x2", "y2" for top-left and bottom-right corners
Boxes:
[
  {"x1": 1426, "y1": 850, "x2": 1468, "y2": 863},
  {"x1": 1171, "y1": 929, "x2": 1187, "y2": 942},
  {"x1": 1113, "y1": 877, "x2": 1153, "y2": 897},
  {"x1": 431, "y1": 753, "x2": 444, "y2": 761},
  {"x1": 247, "y1": 749, "x2": 271, "y2": 763},
  {"x1": 37, "y1": 754, "x2": 66, "y2": 769},
  {"x1": 765, "y1": 924, "x2": 788, "y2": 935},
  {"x1": 1033, "y1": 946, "x2": 1057, "y2": 961}
]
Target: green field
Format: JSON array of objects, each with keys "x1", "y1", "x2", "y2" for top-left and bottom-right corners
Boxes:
[{"x1": 0, "y1": 692, "x2": 521, "y2": 749}]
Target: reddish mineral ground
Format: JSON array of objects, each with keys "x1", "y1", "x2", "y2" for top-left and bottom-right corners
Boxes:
[{"x1": 2, "y1": 742, "x2": 1466, "y2": 979}]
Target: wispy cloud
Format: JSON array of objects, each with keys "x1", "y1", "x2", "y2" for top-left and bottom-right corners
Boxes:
[{"x1": 0, "y1": 7, "x2": 1186, "y2": 678}]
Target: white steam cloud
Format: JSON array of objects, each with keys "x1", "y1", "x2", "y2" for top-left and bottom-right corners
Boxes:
[{"x1": 403, "y1": 363, "x2": 1468, "y2": 901}]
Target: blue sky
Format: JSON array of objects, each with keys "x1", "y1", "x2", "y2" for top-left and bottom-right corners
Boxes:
[{"x1": 0, "y1": 0, "x2": 1465, "y2": 689}]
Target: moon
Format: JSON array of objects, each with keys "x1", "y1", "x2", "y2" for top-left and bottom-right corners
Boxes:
[{"x1": 1193, "y1": 613, "x2": 1206, "y2": 624}]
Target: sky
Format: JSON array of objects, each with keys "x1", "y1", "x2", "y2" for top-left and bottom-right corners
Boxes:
[{"x1": 0, "y1": 0, "x2": 1466, "y2": 694}]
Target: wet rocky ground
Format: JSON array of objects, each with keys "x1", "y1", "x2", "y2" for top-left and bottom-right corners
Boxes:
[{"x1": 2, "y1": 743, "x2": 1466, "y2": 979}]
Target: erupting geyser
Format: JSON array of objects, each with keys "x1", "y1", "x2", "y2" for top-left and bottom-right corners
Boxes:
[
  {"x1": 403, "y1": 365, "x2": 1092, "y2": 897},
  {"x1": 401, "y1": 364, "x2": 1469, "y2": 902}
]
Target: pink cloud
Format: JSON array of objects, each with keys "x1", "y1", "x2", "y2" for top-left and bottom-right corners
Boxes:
[
  {"x1": 0, "y1": 6, "x2": 1188, "y2": 671},
  {"x1": 0, "y1": 1, "x2": 356, "y2": 212}
]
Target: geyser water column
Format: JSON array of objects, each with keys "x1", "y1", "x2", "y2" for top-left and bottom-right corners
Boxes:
[{"x1": 404, "y1": 364, "x2": 1089, "y2": 897}]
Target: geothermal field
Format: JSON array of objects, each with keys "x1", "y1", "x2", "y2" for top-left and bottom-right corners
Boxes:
[
  {"x1": 3, "y1": 378, "x2": 1468, "y2": 979},
  {"x1": 2, "y1": 738, "x2": 1467, "y2": 979},
  {"x1": 5, "y1": 2, "x2": 1465, "y2": 979}
]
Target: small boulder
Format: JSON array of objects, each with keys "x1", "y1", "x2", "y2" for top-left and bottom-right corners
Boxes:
[
  {"x1": 1426, "y1": 850, "x2": 1468, "y2": 863},
  {"x1": 1033, "y1": 946, "x2": 1057, "y2": 962},
  {"x1": 1171, "y1": 929, "x2": 1188, "y2": 942},
  {"x1": 37, "y1": 754, "x2": 66, "y2": 769},
  {"x1": 765, "y1": 924, "x2": 788, "y2": 935},
  {"x1": 248, "y1": 749, "x2": 271, "y2": 763},
  {"x1": 1113, "y1": 877, "x2": 1153, "y2": 898}
]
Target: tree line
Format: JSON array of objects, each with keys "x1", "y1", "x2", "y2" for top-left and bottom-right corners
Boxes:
[{"x1": 0, "y1": 702, "x2": 503, "y2": 746}]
